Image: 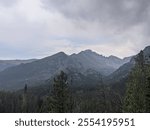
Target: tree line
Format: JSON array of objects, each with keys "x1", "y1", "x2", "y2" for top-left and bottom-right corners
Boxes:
[
  {"x1": 0, "y1": 51, "x2": 149, "y2": 113},
  {"x1": 123, "y1": 51, "x2": 150, "y2": 112}
]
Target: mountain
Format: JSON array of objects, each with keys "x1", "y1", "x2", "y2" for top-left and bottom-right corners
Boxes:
[
  {"x1": 0, "y1": 50, "x2": 129, "y2": 90},
  {"x1": 106, "y1": 46, "x2": 150, "y2": 84},
  {"x1": 144, "y1": 46, "x2": 150, "y2": 64},
  {"x1": 0, "y1": 59, "x2": 37, "y2": 72},
  {"x1": 123, "y1": 56, "x2": 133, "y2": 63},
  {"x1": 70, "y1": 50, "x2": 130, "y2": 75}
]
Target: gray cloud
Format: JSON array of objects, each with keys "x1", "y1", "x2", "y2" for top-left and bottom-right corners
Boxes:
[
  {"x1": 0, "y1": 0, "x2": 18, "y2": 7},
  {"x1": 0, "y1": 0, "x2": 149, "y2": 59},
  {"x1": 43, "y1": 0, "x2": 150, "y2": 32},
  {"x1": 41, "y1": 0, "x2": 150, "y2": 56}
]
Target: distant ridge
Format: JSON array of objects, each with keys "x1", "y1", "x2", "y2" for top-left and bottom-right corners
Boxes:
[
  {"x1": 0, "y1": 59, "x2": 37, "y2": 72},
  {"x1": 106, "y1": 45, "x2": 150, "y2": 83},
  {"x1": 0, "y1": 49, "x2": 130, "y2": 90}
]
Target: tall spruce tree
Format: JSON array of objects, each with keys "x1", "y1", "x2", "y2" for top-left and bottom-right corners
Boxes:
[
  {"x1": 48, "y1": 71, "x2": 71, "y2": 113},
  {"x1": 21, "y1": 84, "x2": 28, "y2": 112},
  {"x1": 145, "y1": 76, "x2": 150, "y2": 112},
  {"x1": 97, "y1": 77, "x2": 107, "y2": 112},
  {"x1": 123, "y1": 51, "x2": 147, "y2": 112}
]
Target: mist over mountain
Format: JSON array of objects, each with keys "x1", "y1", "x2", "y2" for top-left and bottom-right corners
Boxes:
[
  {"x1": 0, "y1": 46, "x2": 149, "y2": 113},
  {"x1": 0, "y1": 49, "x2": 131, "y2": 90},
  {"x1": 106, "y1": 46, "x2": 150, "y2": 84},
  {"x1": 0, "y1": 59, "x2": 37, "y2": 72},
  {"x1": 0, "y1": 46, "x2": 149, "y2": 91},
  {"x1": 71, "y1": 50, "x2": 131, "y2": 75}
]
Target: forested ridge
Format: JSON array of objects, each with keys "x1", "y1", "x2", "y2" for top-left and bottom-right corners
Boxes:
[
  {"x1": 0, "y1": 49, "x2": 150, "y2": 113},
  {"x1": 123, "y1": 51, "x2": 150, "y2": 112}
]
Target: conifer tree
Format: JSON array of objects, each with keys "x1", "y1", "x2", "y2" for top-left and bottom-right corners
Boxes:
[
  {"x1": 21, "y1": 84, "x2": 28, "y2": 112},
  {"x1": 123, "y1": 51, "x2": 147, "y2": 112},
  {"x1": 48, "y1": 71, "x2": 71, "y2": 113},
  {"x1": 145, "y1": 76, "x2": 150, "y2": 112}
]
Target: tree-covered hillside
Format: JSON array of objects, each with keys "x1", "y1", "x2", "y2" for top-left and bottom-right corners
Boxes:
[{"x1": 0, "y1": 47, "x2": 149, "y2": 113}]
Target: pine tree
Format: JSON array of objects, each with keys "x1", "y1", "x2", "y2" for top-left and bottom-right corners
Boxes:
[
  {"x1": 145, "y1": 76, "x2": 150, "y2": 112},
  {"x1": 123, "y1": 51, "x2": 147, "y2": 112},
  {"x1": 48, "y1": 71, "x2": 71, "y2": 113},
  {"x1": 135, "y1": 51, "x2": 144, "y2": 68},
  {"x1": 21, "y1": 84, "x2": 28, "y2": 112},
  {"x1": 97, "y1": 77, "x2": 107, "y2": 112}
]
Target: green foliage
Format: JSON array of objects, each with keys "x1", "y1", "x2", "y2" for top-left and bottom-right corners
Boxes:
[
  {"x1": 21, "y1": 84, "x2": 28, "y2": 112},
  {"x1": 0, "y1": 91, "x2": 22, "y2": 112},
  {"x1": 0, "y1": 70, "x2": 123, "y2": 113},
  {"x1": 47, "y1": 71, "x2": 72, "y2": 113},
  {"x1": 123, "y1": 51, "x2": 150, "y2": 112},
  {"x1": 145, "y1": 75, "x2": 150, "y2": 112}
]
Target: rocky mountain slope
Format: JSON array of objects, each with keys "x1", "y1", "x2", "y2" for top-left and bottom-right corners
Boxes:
[
  {"x1": 106, "y1": 46, "x2": 150, "y2": 84},
  {"x1": 0, "y1": 59, "x2": 37, "y2": 72},
  {"x1": 0, "y1": 50, "x2": 130, "y2": 90}
]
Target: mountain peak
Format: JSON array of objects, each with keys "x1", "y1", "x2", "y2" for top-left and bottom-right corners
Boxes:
[
  {"x1": 52, "y1": 51, "x2": 68, "y2": 58},
  {"x1": 143, "y1": 46, "x2": 150, "y2": 54},
  {"x1": 56, "y1": 51, "x2": 67, "y2": 55},
  {"x1": 108, "y1": 55, "x2": 121, "y2": 60},
  {"x1": 83, "y1": 49, "x2": 93, "y2": 53},
  {"x1": 42, "y1": 51, "x2": 68, "y2": 62},
  {"x1": 144, "y1": 45, "x2": 150, "y2": 50},
  {"x1": 79, "y1": 49, "x2": 93, "y2": 54},
  {"x1": 79, "y1": 49, "x2": 103, "y2": 56},
  {"x1": 0, "y1": 48, "x2": 133, "y2": 90}
]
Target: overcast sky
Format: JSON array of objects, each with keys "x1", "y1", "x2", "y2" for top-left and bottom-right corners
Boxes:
[{"x1": 0, "y1": 0, "x2": 149, "y2": 59}]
